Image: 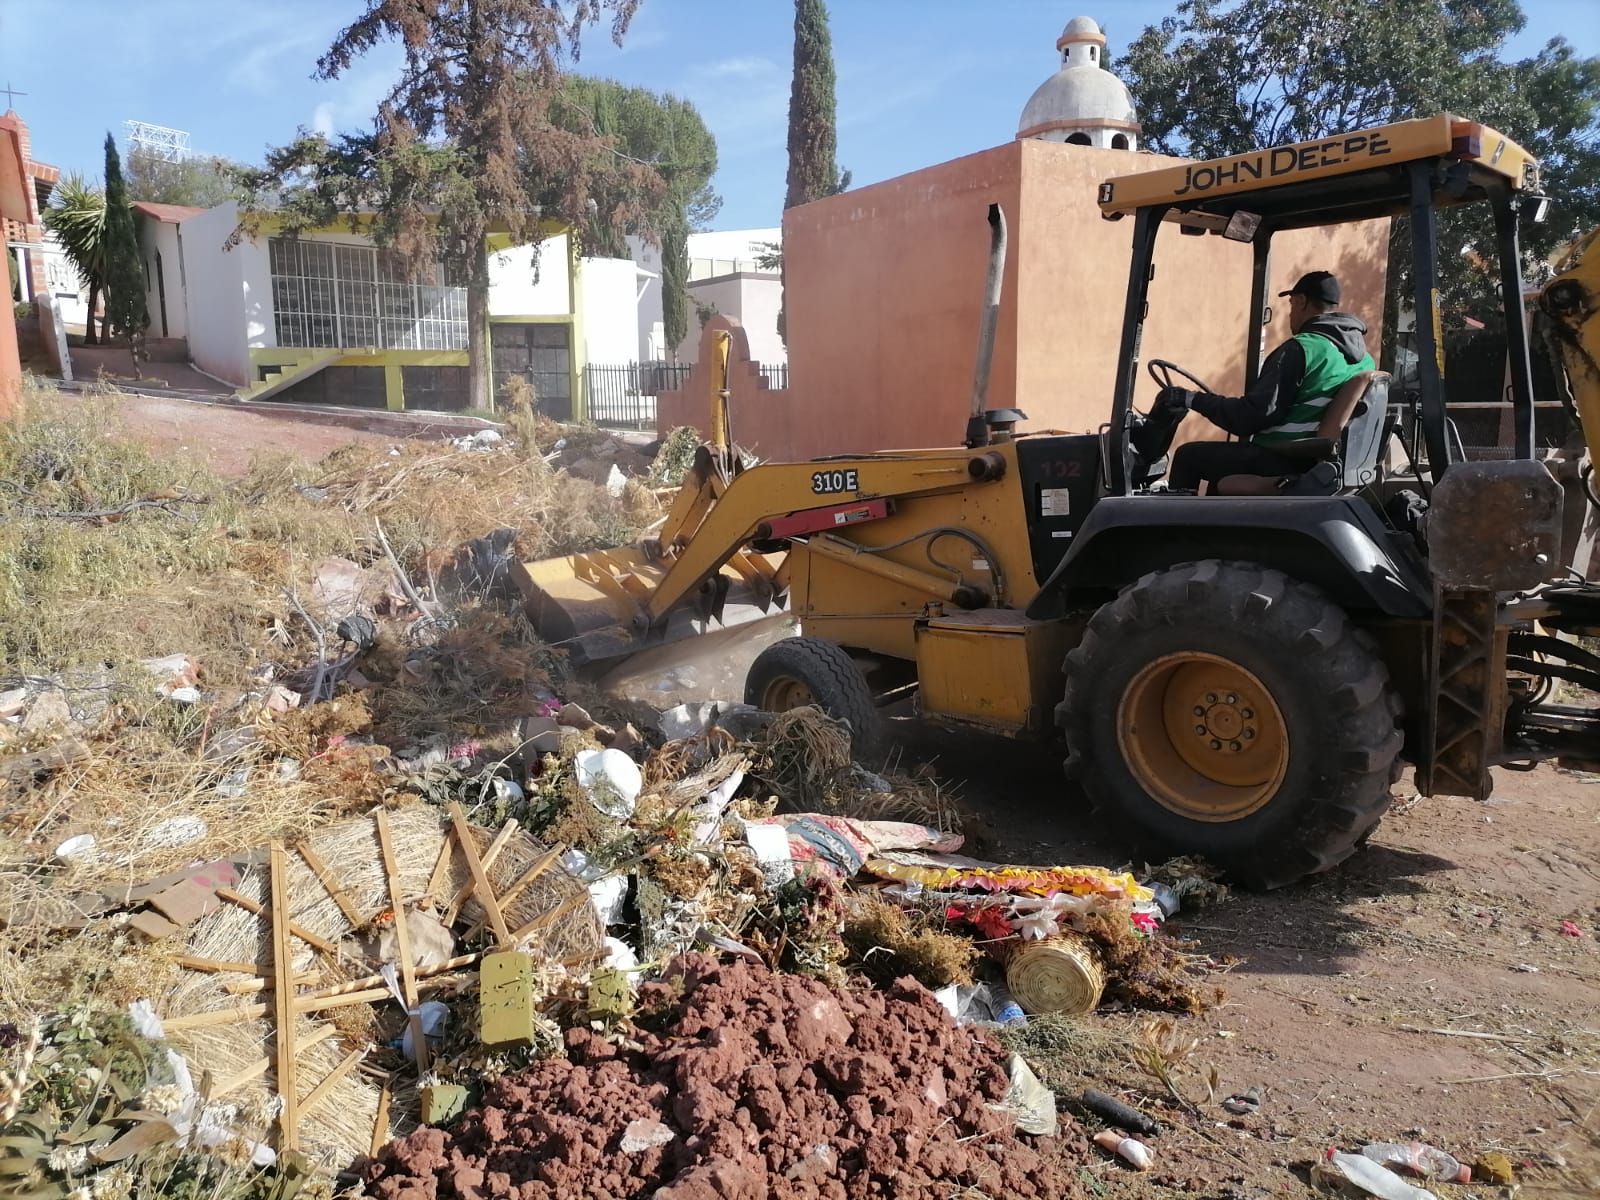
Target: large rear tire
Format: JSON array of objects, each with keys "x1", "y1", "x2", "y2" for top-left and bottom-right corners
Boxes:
[
  {"x1": 1058, "y1": 561, "x2": 1402, "y2": 889},
  {"x1": 745, "y1": 636, "x2": 884, "y2": 761}
]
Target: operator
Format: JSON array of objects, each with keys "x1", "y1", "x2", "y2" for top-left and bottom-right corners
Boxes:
[{"x1": 1132, "y1": 270, "x2": 1375, "y2": 492}]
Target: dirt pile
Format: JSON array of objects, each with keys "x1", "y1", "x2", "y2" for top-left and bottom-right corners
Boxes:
[{"x1": 362, "y1": 953, "x2": 1087, "y2": 1200}]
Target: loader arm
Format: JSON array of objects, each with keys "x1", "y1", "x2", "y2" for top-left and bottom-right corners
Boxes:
[
  {"x1": 641, "y1": 452, "x2": 986, "y2": 624},
  {"x1": 514, "y1": 444, "x2": 1009, "y2": 666},
  {"x1": 1541, "y1": 226, "x2": 1600, "y2": 462}
]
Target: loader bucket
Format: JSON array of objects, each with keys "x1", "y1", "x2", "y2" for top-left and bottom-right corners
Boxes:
[{"x1": 513, "y1": 544, "x2": 786, "y2": 668}]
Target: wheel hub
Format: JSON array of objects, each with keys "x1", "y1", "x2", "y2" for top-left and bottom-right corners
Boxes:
[
  {"x1": 762, "y1": 676, "x2": 816, "y2": 712},
  {"x1": 1119, "y1": 652, "x2": 1289, "y2": 822}
]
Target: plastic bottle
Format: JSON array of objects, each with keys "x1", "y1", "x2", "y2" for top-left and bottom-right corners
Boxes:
[
  {"x1": 1316, "y1": 1152, "x2": 1438, "y2": 1200},
  {"x1": 1360, "y1": 1142, "x2": 1472, "y2": 1184},
  {"x1": 1093, "y1": 1130, "x2": 1153, "y2": 1170},
  {"x1": 987, "y1": 984, "x2": 1029, "y2": 1026}
]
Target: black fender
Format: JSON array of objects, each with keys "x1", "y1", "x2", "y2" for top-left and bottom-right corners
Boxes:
[{"x1": 1025, "y1": 495, "x2": 1432, "y2": 620}]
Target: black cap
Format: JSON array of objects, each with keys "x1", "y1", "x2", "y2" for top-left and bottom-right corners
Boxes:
[{"x1": 1279, "y1": 270, "x2": 1340, "y2": 305}]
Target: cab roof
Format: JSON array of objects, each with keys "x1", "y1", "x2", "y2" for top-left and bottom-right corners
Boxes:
[{"x1": 1097, "y1": 115, "x2": 1539, "y2": 232}]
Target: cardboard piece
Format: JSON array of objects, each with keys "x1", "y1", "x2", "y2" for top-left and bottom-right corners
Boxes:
[
  {"x1": 147, "y1": 878, "x2": 226, "y2": 928},
  {"x1": 128, "y1": 911, "x2": 185, "y2": 941}
]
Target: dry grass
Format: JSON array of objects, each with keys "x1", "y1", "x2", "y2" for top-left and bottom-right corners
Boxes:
[
  {"x1": 0, "y1": 382, "x2": 661, "y2": 686},
  {"x1": 0, "y1": 383, "x2": 656, "y2": 1144},
  {"x1": 840, "y1": 893, "x2": 977, "y2": 989},
  {"x1": 755, "y1": 707, "x2": 964, "y2": 832}
]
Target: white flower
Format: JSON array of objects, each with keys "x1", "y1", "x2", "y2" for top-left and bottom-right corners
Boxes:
[
  {"x1": 68, "y1": 1188, "x2": 91, "y2": 1200},
  {"x1": 47, "y1": 1147, "x2": 89, "y2": 1174},
  {"x1": 91, "y1": 1168, "x2": 133, "y2": 1200},
  {"x1": 139, "y1": 1085, "x2": 187, "y2": 1116},
  {"x1": 239, "y1": 1090, "x2": 284, "y2": 1130},
  {"x1": 1014, "y1": 909, "x2": 1059, "y2": 940}
]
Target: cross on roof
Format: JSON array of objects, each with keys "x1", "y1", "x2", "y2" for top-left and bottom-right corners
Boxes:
[{"x1": 1, "y1": 82, "x2": 25, "y2": 107}]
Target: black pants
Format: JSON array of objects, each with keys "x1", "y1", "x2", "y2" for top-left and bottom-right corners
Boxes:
[{"x1": 1169, "y1": 440, "x2": 1298, "y2": 492}]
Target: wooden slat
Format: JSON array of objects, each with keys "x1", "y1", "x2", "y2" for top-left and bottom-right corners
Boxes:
[
  {"x1": 172, "y1": 955, "x2": 268, "y2": 976},
  {"x1": 509, "y1": 888, "x2": 588, "y2": 944},
  {"x1": 224, "y1": 971, "x2": 321, "y2": 996},
  {"x1": 370, "y1": 1080, "x2": 394, "y2": 1157},
  {"x1": 294, "y1": 841, "x2": 365, "y2": 929},
  {"x1": 268, "y1": 843, "x2": 299, "y2": 1153},
  {"x1": 217, "y1": 887, "x2": 339, "y2": 955},
  {"x1": 424, "y1": 828, "x2": 457, "y2": 911},
  {"x1": 162, "y1": 959, "x2": 480, "y2": 1030},
  {"x1": 462, "y1": 842, "x2": 564, "y2": 940},
  {"x1": 299, "y1": 954, "x2": 483, "y2": 1004},
  {"x1": 161, "y1": 1004, "x2": 270, "y2": 1031},
  {"x1": 298, "y1": 1045, "x2": 367, "y2": 1118},
  {"x1": 447, "y1": 803, "x2": 510, "y2": 946},
  {"x1": 441, "y1": 819, "x2": 519, "y2": 925},
  {"x1": 374, "y1": 809, "x2": 430, "y2": 1073}
]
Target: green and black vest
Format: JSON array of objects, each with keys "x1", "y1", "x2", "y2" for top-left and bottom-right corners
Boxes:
[{"x1": 1251, "y1": 333, "x2": 1374, "y2": 447}]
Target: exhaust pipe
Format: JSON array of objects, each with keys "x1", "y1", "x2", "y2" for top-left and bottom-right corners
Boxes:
[{"x1": 965, "y1": 203, "x2": 1008, "y2": 448}]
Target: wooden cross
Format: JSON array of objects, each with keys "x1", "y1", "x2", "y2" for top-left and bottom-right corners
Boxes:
[{"x1": 0, "y1": 83, "x2": 25, "y2": 108}]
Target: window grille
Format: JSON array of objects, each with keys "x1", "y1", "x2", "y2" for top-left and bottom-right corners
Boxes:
[{"x1": 269, "y1": 237, "x2": 468, "y2": 350}]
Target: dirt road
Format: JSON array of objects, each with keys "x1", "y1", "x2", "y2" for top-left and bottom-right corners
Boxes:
[
  {"x1": 42, "y1": 389, "x2": 429, "y2": 476},
  {"x1": 614, "y1": 620, "x2": 1600, "y2": 1194},
  {"x1": 898, "y1": 720, "x2": 1600, "y2": 1197}
]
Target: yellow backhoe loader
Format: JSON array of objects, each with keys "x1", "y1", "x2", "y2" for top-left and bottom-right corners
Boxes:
[{"x1": 516, "y1": 113, "x2": 1600, "y2": 889}]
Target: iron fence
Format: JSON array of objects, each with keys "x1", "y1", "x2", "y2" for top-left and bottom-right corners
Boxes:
[{"x1": 584, "y1": 361, "x2": 789, "y2": 428}]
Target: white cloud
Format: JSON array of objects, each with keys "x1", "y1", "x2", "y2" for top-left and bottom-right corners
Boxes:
[
  {"x1": 226, "y1": 27, "x2": 328, "y2": 93},
  {"x1": 305, "y1": 61, "x2": 397, "y2": 140},
  {"x1": 701, "y1": 56, "x2": 781, "y2": 80},
  {"x1": 680, "y1": 57, "x2": 789, "y2": 160}
]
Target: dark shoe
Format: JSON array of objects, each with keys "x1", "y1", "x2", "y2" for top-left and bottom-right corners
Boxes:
[{"x1": 1128, "y1": 406, "x2": 1183, "y2": 462}]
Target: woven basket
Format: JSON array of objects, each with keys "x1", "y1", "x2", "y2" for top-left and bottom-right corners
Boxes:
[{"x1": 1004, "y1": 932, "x2": 1107, "y2": 1015}]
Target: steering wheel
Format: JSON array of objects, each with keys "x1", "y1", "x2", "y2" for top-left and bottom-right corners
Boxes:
[{"x1": 1147, "y1": 358, "x2": 1214, "y2": 399}]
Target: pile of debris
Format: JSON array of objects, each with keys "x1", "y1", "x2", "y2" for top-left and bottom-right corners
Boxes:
[
  {"x1": 0, "y1": 392, "x2": 1228, "y2": 1199},
  {"x1": 363, "y1": 953, "x2": 1089, "y2": 1200}
]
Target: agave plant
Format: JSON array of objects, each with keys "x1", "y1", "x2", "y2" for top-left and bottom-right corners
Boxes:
[{"x1": 41, "y1": 173, "x2": 107, "y2": 344}]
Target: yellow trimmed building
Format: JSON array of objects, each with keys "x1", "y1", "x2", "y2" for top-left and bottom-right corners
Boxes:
[{"x1": 139, "y1": 202, "x2": 643, "y2": 417}]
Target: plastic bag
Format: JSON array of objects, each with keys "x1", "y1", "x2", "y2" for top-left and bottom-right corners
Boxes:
[{"x1": 987, "y1": 1053, "x2": 1057, "y2": 1136}]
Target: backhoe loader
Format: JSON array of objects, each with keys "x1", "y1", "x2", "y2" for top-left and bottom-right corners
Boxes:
[{"x1": 516, "y1": 113, "x2": 1600, "y2": 889}]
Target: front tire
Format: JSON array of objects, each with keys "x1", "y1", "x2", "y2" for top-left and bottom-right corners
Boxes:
[
  {"x1": 1058, "y1": 561, "x2": 1402, "y2": 889},
  {"x1": 745, "y1": 636, "x2": 884, "y2": 761}
]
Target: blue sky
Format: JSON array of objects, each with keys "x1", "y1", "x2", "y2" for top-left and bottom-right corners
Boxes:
[{"x1": 2, "y1": 0, "x2": 1597, "y2": 229}]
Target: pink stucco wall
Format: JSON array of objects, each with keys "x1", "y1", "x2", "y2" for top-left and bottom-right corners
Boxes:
[{"x1": 659, "y1": 139, "x2": 1389, "y2": 461}]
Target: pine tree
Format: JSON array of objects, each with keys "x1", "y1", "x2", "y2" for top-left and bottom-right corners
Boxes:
[
  {"x1": 101, "y1": 133, "x2": 148, "y2": 365},
  {"x1": 784, "y1": 0, "x2": 845, "y2": 210},
  {"x1": 549, "y1": 77, "x2": 720, "y2": 357}
]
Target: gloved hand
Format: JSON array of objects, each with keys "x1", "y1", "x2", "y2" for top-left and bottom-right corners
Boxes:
[{"x1": 1155, "y1": 385, "x2": 1199, "y2": 413}]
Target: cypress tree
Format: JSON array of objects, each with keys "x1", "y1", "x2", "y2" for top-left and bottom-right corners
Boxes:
[
  {"x1": 780, "y1": 0, "x2": 846, "y2": 346},
  {"x1": 101, "y1": 133, "x2": 148, "y2": 364},
  {"x1": 784, "y1": 0, "x2": 843, "y2": 210}
]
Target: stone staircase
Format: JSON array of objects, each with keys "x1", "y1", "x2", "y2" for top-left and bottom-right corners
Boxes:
[{"x1": 238, "y1": 350, "x2": 343, "y2": 402}]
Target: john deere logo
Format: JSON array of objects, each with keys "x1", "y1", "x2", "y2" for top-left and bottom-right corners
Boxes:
[{"x1": 1173, "y1": 132, "x2": 1394, "y2": 197}]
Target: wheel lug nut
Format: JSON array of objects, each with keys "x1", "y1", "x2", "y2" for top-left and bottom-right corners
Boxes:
[
  {"x1": 1225, "y1": 693, "x2": 1237, "y2": 705},
  {"x1": 1241, "y1": 708, "x2": 1254, "y2": 719},
  {"x1": 1195, "y1": 725, "x2": 1207, "y2": 735},
  {"x1": 1210, "y1": 739, "x2": 1222, "y2": 751},
  {"x1": 1230, "y1": 741, "x2": 1242, "y2": 752},
  {"x1": 1193, "y1": 706, "x2": 1206, "y2": 717},
  {"x1": 1206, "y1": 693, "x2": 1217, "y2": 704},
  {"x1": 1243, "y1": 728, "x2": 1255, "y2": 739}
]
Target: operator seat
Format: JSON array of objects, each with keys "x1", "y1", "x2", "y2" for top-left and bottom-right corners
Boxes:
[{"x1": 1214, "y1": 370, "x2": 1391, "y2": 496}]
